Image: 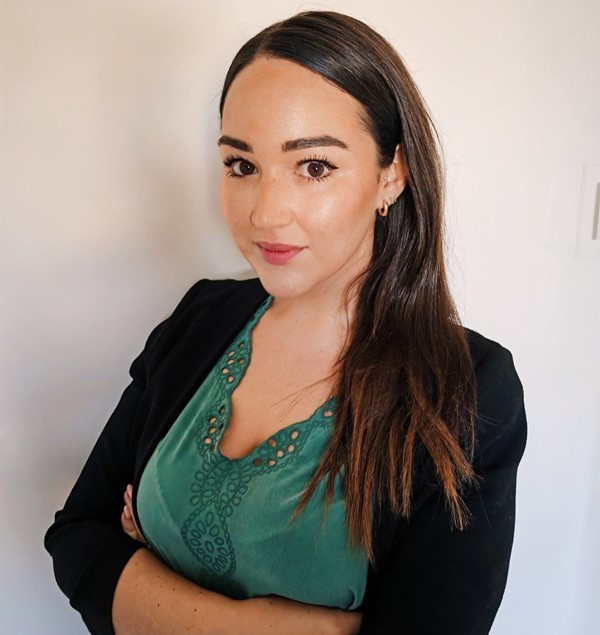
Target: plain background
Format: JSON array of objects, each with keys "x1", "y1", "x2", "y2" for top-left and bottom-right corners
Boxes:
[{"x1": 1, "y1": 1, "x2": 599, "y2": 633}]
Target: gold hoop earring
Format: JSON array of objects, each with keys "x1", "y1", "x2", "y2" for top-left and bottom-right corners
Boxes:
[
  {"x1": 377, "y1": 195, "x2": 399, "y2": 217},
  {"x1": 378, "y1": 200, "x2": 389, "y2": 217}
]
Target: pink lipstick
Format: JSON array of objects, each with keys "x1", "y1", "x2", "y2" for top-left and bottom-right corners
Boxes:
[{"x1": 256, "y1": 241, "x2": 305, "y2": 265}]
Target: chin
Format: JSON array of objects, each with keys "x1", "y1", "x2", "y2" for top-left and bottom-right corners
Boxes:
[{"x1": 251, "y1": 265, "x2": 314, "y2": 300}]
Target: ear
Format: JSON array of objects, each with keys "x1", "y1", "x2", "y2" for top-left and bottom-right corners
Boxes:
[{"x1": 380, "y1": 144, "x2": 407, "y2": 199}]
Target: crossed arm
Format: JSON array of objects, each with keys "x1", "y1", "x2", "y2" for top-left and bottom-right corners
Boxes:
[
  {"x1": 115, "y1": 485, "x2": 362, "y2": 635},
  {"x1": 111, "y1": 548, "x2": 360, "y2": 635}
]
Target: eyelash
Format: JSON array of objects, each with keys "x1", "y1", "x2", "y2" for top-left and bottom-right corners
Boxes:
[{"x1": 222, "y1": 154, "x2": 338, "y2": 183}]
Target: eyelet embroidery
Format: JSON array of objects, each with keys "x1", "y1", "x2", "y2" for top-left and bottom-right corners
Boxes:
[
  {"x1": 193, "y1": 295, "x2": 336, "y2": 462},
  {"x1": 194, "y1": 294, "x2": 336, "y2": 463},
  {"x1": 184, "y1": 295, "x2": 337, "y2": 586}
]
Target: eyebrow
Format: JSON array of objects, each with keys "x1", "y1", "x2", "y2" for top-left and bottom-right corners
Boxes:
[{"x1": 217, "y1": 134, "x2": 349, "y2": 153}]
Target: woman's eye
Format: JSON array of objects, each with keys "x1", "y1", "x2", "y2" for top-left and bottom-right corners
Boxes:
[
  {"x1": 223, "y1": 156, "x2": 336, "y2": 181},
  {"x1": 298, "y1": 160, "x2": 334, "y2": 181},
  {"x1": 225, "y1": 158, "x2": 256, "y2": 177}
]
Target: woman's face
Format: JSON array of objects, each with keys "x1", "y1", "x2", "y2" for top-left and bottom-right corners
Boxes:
[{"x1": 219, "y1": 56, "x2": 402, "y2": 301}]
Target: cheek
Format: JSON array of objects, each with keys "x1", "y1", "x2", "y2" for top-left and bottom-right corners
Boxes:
[
  {"x1": 220, "y1": 180, "x2": 250, "y2": 230},
  {"x1": 303, "y1": 184, "x2": 375, "y2": 241},
  {"x1": 220, "y1": 178, "x2": 236, "y2": 213}
]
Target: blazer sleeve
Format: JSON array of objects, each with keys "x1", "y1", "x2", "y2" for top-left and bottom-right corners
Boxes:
[
  {"x1": 43, "y1": 279, "x2": 208, "y2": 635},
  {"x1": 358, "y1": 343, "x2": 528, "y2": 635}
]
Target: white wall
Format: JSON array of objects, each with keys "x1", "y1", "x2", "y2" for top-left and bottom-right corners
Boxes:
[{"x1": 1, "y1": 1, "x2": 598, "y2": 633}]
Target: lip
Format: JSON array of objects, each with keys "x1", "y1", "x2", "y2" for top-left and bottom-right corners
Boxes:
[
  {"x1": 256, "y1": 241, "x2": 303, "y2": 251},
  {"x1": 255, "y1": 241, "x2": 305, "y2": 265}
]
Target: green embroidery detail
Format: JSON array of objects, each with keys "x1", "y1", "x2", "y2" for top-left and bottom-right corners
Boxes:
[{"x1": 181, "y1": 295, "x2": 336, "y2": 593}]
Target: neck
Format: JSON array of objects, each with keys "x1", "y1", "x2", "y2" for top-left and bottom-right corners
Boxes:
[{"x1": 267, "y1": 280, "x2": 360, "y2": 346}]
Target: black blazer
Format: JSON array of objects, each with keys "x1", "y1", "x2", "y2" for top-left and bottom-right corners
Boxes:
[{"x1": 44, "y1": 277, "x2": 528, "y2": 634}]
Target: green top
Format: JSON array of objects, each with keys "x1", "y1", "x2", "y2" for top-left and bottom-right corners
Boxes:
[{"x1": 137, "y1": 294, "x2": 368, "y2": 609}]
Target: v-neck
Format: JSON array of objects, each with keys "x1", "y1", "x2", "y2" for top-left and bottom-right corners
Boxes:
[{"x1": 212, "y1": 294, "x2": 337, "y2": 463}]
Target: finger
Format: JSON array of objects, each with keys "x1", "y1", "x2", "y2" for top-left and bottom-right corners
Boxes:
[
  {"x1": 122, "y1": 505, "x2": 136, "y2": 529},
  {"x1": 121, "y1": 509, "x2": 140, "y2": 541},
  {"x1": 129, "y1": 508, "x2": 144, "y2": 540},
  {"x1": 121, "y1": 510, "x2": 143, "y2": 543},
  {"x1": 124, "y1": 495, "x2": 135, "y2": 522},
  {"x1": 123, "y1": 496, "x2": 146, "y2": 542}
]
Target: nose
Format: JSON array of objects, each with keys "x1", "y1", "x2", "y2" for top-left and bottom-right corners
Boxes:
[{"x1": 250, "y1": 174, "x2": 293, "y2": 229}]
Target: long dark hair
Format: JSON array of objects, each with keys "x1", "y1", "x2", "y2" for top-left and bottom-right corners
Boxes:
[{"x1": 219, "y1": 10, "x2": 478, "y2": 564}]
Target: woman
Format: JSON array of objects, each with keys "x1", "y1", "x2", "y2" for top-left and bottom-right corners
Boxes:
[{"x1": 44, "y1": 10, "x2": 527, "y2": 635}]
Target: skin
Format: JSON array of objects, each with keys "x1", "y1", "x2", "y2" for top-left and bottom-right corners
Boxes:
[{"x1": 116, "y1": 55, "x2": 407, "y2": 634}]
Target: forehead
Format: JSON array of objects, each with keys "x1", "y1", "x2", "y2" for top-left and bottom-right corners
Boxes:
[{"x1": 221, "y1": 56, "x2": 371, "y2": 149}]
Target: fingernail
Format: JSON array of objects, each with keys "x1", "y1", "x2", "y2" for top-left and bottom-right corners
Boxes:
[{"x1": 127, "y1": 484, "x2": 133, "y2": 497}]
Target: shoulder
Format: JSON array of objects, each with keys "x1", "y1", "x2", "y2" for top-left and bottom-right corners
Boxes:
[
  {"x1": 153, "y1": 276, "x2": 266, "y2": 332},
  {"x1": 464, "y1": 326, "x2": 524, "y2": 400},
  {"x1": 131, "y1": 277, "x2": 268, "y2": 379},
  {"x1": 171, "y1": 276, "x2": 266, "y2": 314},
  {"x1": 463, "y1": 326, "x2": 527, "y2": 466}
]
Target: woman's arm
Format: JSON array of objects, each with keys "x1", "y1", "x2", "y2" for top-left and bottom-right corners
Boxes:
[
  {"x1": 357, "y1": 343, "x2": 528, "y2": 634},
  {"x1": 113, "y1": 548, "x2": 361, "y2": 635},
  {"x1": 118, "y1": 487, "x2": 362, "y2": 634}
]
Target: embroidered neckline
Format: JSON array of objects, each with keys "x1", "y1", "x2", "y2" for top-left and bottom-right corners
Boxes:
[{"x1": 195, "y1": 294, "x2": 336, "y2": 467}]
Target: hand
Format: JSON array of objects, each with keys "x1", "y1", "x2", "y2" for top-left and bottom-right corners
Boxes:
[{"x1": 121, "y1": 483, "x2": 146, "y2": 544}]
